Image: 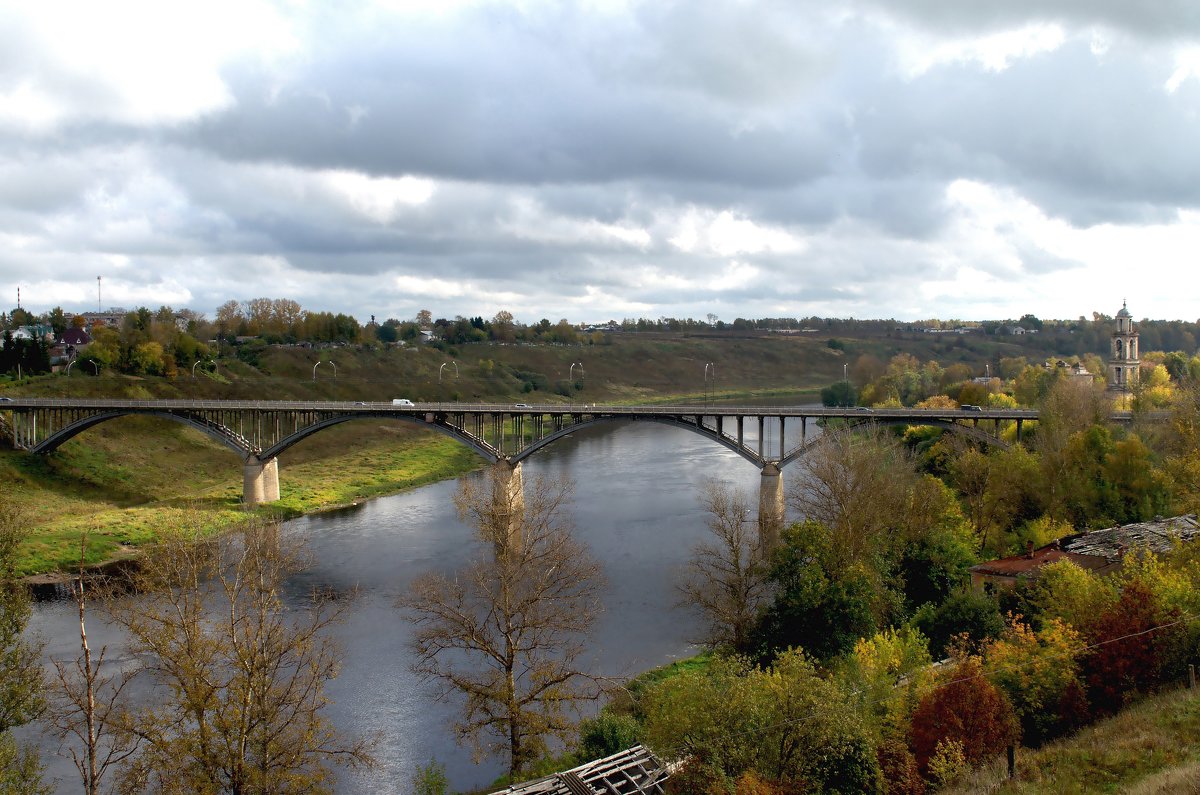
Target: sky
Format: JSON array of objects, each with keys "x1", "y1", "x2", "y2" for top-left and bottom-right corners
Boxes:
[{"x1": 2, "y1": 0, "x2": 1199, "y2": 326}]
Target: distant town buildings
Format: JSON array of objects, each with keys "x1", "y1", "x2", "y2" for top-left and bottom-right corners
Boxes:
[{"x1": 79, "y1": 310, "x2": 128, "y2": 329}]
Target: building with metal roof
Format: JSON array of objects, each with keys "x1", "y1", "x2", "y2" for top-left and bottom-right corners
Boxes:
[
  {"x1": 969, "y1": 515, "x2": 1200, "y2": 591},
  {"x1": 488, "y1": 745, "x2": 671, "y2": 795}
]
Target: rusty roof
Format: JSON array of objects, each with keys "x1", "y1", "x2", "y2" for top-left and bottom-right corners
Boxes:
[
  {"x1": 970, "y1": 515, "x2": 1199, "y2": 581},
  {"x1": 969, "y1": 547, "x2": 1115, "y2": 579}
]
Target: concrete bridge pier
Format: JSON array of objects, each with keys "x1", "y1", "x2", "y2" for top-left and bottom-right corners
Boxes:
[
  {"x1": 758, "y1": 463, "x2": 785, "y2": 555},
  {"x1": 243, "y1": 456, "x2": 280, "y2": 507},
  {"x1": 489, "y1": 459, "x2": 525, "y2": 551}
]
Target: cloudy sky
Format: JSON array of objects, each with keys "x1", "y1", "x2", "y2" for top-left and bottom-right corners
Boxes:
[{"x1": 2, "y1": 1, "x2": 1199, "y2": 325}]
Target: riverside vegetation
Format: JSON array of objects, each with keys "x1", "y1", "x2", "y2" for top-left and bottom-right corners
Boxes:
[{"x1": 5, "y1": 318, "x2": 1200, "y2": 792}]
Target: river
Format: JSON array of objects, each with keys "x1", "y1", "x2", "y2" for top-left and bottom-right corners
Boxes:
[{"x1": 22, "y1": 415, "x2": 815, "y2": 793}]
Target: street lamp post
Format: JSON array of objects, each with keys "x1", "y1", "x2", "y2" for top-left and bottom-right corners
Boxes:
[
  {"x1": 329, "y1": 361, "x2": 337, "y2": 378},
  {"x1": 312, "y1": 362, "x2": 321, "y2": 381},
  {"x1": 704, "y1": 362, "x2": 716, "y2": 407},
  {"x1": 192, "y1": 360, "x2": 203, "y2": 379},
  {"x1": 570, "y1": 362, "x2": 584, "y2": 382},
  {"x1": 66, "y1": 360, "x2": 76, "y2": 376}
]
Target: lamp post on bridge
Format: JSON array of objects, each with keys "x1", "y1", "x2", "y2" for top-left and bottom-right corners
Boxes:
[
  {"x1": 312, "y1": 362, "x2": 321, "y2": 382},
  {"x1": 704, "y1": 362, "x2": 716, "y2": 408},
  {"x1": 328, "y1": 361, "x2": 337, "y2": 378},
  {"x1": 439, "y1": 361, "x2": 459, "y2": 403}
]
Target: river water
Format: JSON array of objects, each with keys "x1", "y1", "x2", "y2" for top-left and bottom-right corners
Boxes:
[{"x1": 23, "y1": 415, "x2": 815, "y2": 793}]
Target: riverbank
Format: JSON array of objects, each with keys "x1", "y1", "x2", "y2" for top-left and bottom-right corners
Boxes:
[
  {"x1": 8, "y1": 418, "x2": 482, "y2": 577},
  {"x1": 9, "y1": 387, "x2": 819, "y2": 577}
]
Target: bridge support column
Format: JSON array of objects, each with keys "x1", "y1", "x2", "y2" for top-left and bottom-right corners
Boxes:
[
  {"x1": 489, "y1": 459, "x2": 525, "y2": 551},
  {"x1": 243, "y1": 456, "x2": 280, "y2": 507},
  {"x1": 758, "y1": 463, "x2": 785, "y2": 555}
]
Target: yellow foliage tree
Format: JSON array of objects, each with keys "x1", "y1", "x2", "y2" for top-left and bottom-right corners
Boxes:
[{"x1": 985, "y1": 616, "x2": 1084, "y2": 742}]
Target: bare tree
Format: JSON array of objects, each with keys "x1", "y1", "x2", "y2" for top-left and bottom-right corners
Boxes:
[
  {"x1": 46, "y1": 536, "x2": 139, "y2": 795},
  {"x1": 0, "y1": 504, "x2": 49, "y2": 794},
  {"x1": 677, "y1": 480, "x2": 769, "y2": 651},
  {"x1": 401, "y1": 466, "x2": 605, "y2": 779},
  {"x1": 788, "y1": 426, "x2": 916, "y2": 572},
  {"x1": 110, "y1": 519, "x2": 372, "y2": 793}
]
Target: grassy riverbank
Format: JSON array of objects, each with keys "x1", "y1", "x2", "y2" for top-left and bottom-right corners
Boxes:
[{"x1": 5, "y1": 417, "x2": 481, "y2": 576}]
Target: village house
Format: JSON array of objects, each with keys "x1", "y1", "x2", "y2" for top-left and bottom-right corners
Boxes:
[{"x1": 969, "y1": 514, "x2": 1200, "y2": 591}]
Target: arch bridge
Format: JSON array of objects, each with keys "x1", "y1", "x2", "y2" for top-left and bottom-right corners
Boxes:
[{"x1": 0, "y1": 397, "x2": 1065, "y2": 540}]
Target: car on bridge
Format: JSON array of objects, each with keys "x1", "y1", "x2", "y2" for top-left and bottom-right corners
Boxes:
[
  {"x1": 961, "y1": 404, "x2": 983, "y2": 411},
  {"x1": 391, "y1": 398, "x2": 415, "y2": 406}
]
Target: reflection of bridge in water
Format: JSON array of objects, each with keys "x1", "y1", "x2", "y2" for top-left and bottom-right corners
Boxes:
[{"x1": 1, "y1": 398, "x2": 1102, "y2": 539}]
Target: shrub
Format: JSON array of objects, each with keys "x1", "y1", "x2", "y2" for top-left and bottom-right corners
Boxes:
[
  {"x1": 909, "y1": 656, "x2": 1018, "y2": 775},
  {"x1": 578, "y1": 712, "x2": 641, "y2": 762}
]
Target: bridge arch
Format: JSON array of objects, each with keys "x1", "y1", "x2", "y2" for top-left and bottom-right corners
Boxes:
[
  {"x1": 31, "y1": 411, "x2": 253, "y2": 459},
  {"x1": 259, "y1": 412, "x2": 502, "y2": 463},
  {"x1": 509, "y1": 415, "x2": 767, "y2": 467}
]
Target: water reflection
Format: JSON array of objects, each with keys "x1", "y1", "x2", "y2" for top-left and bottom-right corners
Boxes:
[{"x1": 25, "y1": 421, "x2": 784, "y2": 793}]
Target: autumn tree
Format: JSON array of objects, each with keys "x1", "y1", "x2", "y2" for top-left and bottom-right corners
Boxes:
[
  {"x1": 1162, "y1": 382, "x2": 1200, "y2": 516},
  {"x1": 835, "y1": 626, "x2": 934, "y2": 740},
  {"x1": 750, "y1": 520, "x2": 879, "y2": 662},
  {"x1": 214, "y1": 299, "x2": 244, "y2": 337},
  {"x1": 908, "y1": 655, "x2": 1018, "y2": 775},
  {"x1": 1033, "y1": 378, "x2": 1114, "y2": 521},
  {"x1": 111, "y1": 520, "x2": 371, "y2": 793},
  {"x1": 491, "y1": 310, "x2": 517, "y2": 343},
  {"x1": 788, "y1": 426, "x2": 916, "y2": 572},
  {"x1": 0, "y1": 504, "x2": 48, "y2": 794},
  {"x1": 677, "y1": 481, "x2": 770, "y2": 651},
  {"x1": 641, "y1": 650, "x2": 882, "y2": 792},
  {"x1": 1082, "y1": 577, "x2": 1185, "y2": 715},
  {"x1": 46, "y1": 537, "x2": 139, "y2": 795},
  {"x1": 947, "y1": 444, "x2": 1039, "y2": 553},
  {"x1": 984, "y1": 616, "x2": 1085, "y2": 744},
  {"x1": 401, "y1": 467, "x2": 605, "y2": 779}
]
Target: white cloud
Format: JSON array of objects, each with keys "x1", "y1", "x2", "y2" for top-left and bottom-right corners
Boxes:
[
  {"x1": 669, "y1": 209, "x2": 804, "y2": 257},
  {"x1": 1165, "y1": 47, "x2": 1200, "y2": 93},
  {"x1": 1, "y1": 0, "x2": 297, "y2": 127},
  {"x1": 895, "y1": 23, "x2": 1066, "y2": 78},
  {"x1": 323, "y1": 171, "x2": 436, "y2": 223}
]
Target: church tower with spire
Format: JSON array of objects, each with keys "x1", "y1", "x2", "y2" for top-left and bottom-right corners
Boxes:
[{"x1": 1108, "y1": 301, "x2": 1139, "y2": 391}]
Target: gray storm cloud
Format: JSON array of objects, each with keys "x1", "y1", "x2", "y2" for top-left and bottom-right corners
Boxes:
[{"x1": 1, "y1": 0, "x2": 1198, "y2": 323}]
